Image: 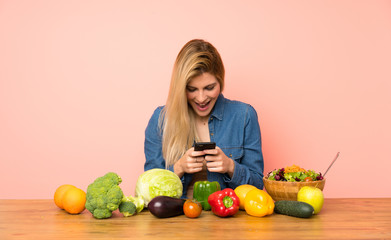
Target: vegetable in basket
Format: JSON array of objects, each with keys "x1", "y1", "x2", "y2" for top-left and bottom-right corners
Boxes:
[{"x1": 267, "y1": 165, "x2": 323, "y2": 182}]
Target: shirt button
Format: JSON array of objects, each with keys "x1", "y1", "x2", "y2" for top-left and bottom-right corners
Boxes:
[
  {"x1": 229, "y1": 154, "x2": 232, "y2": 158},
  {"x1": 210, "y1": 133, "x2": 214, "y2": 136},
  {"x1": 210, "y1": 117, "x2": 213, "y2": 121}
]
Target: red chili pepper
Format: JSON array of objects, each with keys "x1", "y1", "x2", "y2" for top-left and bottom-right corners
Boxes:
[{"x1": 207, "y1": 188, "x2": 240, "y2": 217}]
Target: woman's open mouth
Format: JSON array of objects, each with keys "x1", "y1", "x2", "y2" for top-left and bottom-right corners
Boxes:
[{"x1": 195, "y1": 101, "x2": 211, "y2": 111}]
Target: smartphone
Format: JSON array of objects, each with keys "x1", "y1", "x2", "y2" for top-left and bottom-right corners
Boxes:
[{"x1": 194, "y1": 142, "x2": 216, "y2": 151}]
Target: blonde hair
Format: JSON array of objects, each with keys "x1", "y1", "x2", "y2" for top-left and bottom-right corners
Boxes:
[{"x1": 160, "y1": 39, "x2": 225, "y2": 168}]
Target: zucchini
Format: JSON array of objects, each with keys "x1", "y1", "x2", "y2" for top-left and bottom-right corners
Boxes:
[{"x1": 274, "y1": 200, "x2": 314, "y2": 218}]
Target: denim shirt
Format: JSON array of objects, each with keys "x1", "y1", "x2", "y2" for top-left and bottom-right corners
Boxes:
[{"x1": 144, "y1": 94, "x2": 264, "y2": 198}]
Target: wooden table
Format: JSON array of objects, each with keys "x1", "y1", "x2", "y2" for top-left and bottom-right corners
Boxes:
[{"x1": 0, "y1": 198, "x2": 390, "y2": 239}]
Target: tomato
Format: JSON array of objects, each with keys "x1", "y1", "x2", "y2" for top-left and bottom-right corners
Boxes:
[
  {"x1": 304, "y1": 177, "x2": 313, "y2": 182},
  {"x1": 183, "y1": 199, "x2": 202, "y2": 218}
]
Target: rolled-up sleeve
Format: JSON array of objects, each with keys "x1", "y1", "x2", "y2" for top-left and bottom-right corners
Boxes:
[{"x1": 225, "y1": 105, "x2": 264, "y2": 189}]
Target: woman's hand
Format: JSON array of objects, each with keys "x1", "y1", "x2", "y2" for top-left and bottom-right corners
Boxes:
[
  {"x1": 204, "y1": 147, "x2": 235, "y2": 178},
  {"x1": 174, "y1": 147, "x2": 206, "y2": 178}
]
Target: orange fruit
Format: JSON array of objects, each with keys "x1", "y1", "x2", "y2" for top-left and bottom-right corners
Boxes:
[
  {"x1": 54, "y1": 184, "x2": 76, "y2": 209},
  {"x1": 234, "y1": 184, "x2": 257, "y2": 210},
  {"x1": 62, "y1": 187, "x2": 86, "y2": 214}
]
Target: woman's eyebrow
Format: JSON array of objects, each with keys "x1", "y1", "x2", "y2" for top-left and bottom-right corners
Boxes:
[
  {"x1": 205, "y1": 83, "x2": 217, "y2": 88},
  {"x1": 186, "y1": 82, "x2": 216, "y2": 90},
  {"x1": 186, "y1": 85, "x2": 197, "y2": 90}
]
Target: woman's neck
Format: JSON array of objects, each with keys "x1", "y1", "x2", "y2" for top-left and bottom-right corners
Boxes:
[
  {"x1": 195, "y1": 115, "x2": 211, "y2": 142},
  {"x1": 195, "y1": 115, "x2": 210, "y2": 125}
]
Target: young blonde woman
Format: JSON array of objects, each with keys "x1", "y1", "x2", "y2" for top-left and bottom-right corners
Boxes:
[{"x1": 144, "y1": 39, "x2": 264, "y2": 198}]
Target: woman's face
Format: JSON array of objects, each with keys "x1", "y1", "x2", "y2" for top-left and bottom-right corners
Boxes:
[{"x1": 186, "y1": 72, "x2": 221, "y2": 119}]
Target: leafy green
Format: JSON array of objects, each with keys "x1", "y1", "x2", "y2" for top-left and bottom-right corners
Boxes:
[
  {"x1": 267, "y1": 168, "x2": 322, "y2": 182},
  {"x1": 135, "y1": 169, "x2": 183, "y2": 206}
]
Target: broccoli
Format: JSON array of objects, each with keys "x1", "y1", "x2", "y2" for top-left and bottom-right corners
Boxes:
[
  {"x1": 128, "y1": 195, "x2": 145, "y2": 213},
  {"x1": 119, "y1": 197, "x2": 136, "y2": 217},
  {"x1": 85, "y1": 172, "x2": 124, "y2": 219},
  {"x1": 119, "y1": 195, "x2": 144, "y2": 217}
]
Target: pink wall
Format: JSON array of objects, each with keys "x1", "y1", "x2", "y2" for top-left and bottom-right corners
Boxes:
[{"x1": 1, "y1": 1, "x2": 390, "y2": 199}]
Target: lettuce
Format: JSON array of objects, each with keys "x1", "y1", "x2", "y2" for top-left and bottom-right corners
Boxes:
[
  {"x1": 135, "y1": 169, "x2": 183, "y2": 206},
  {"x1": 267, "y1": 167, "x2": 322, "y2": 182}
]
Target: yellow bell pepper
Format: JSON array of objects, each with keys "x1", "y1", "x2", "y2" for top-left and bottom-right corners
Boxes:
[{"x1": 244, "y1": 188, "x2": 275, "y2": 217}]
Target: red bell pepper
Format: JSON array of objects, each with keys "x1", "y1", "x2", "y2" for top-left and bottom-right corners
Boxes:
[{"x1": 207, "y1": 188, "x2": 240, "y2": 217}]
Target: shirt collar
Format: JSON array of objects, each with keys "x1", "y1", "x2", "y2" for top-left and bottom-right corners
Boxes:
[{"x1": 210, "y1": 94, "x2": 225, "y2": 121}]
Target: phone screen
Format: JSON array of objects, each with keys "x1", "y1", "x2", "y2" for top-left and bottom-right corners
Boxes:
[{"x1": 194, "y1": 142, "x2": 216, "y2": 151}]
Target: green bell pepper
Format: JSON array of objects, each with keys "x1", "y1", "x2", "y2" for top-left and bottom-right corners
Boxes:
[{"x1": 193, "y1": 181, "x2": 221, "y2": 210}]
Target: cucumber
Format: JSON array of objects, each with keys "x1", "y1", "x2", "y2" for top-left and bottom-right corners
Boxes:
[{"x1": 274, "y1": 200, "x2": 314, "y2": 218}]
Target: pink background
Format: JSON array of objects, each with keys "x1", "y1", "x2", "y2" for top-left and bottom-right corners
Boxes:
[{"x1": 1, "y1": 1, "x2": 390, "y2": 199}]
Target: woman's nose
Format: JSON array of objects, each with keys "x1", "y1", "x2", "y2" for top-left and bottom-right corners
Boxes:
[{"x1": 196, "y1": 91, "x2": 207, "y2": 102}]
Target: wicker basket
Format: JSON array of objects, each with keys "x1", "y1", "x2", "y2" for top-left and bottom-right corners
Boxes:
[{"x1": 263, "y1": 177, "x2": 326, "y2": 201}]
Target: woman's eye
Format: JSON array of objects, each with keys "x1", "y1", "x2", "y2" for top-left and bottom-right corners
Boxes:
[
  {"x1": 205, "y1": 85, "x2": 215, "y2": 91},
  {"x1": 186, "y1": 87, "x2": 196, "y2": 92}
]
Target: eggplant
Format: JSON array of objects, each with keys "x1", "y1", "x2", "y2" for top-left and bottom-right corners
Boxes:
[{"x1": 148, "y1": 196, "x2": 185, "y2": 218}]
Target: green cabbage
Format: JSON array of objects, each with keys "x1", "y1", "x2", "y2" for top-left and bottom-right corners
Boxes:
[{"x1": 135, "y1": 169, "x2": 183, "y2": 206}]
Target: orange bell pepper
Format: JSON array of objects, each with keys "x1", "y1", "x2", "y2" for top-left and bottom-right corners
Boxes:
[{"x1": 244, "y1": 188, "x2": 274, "y2": 217}]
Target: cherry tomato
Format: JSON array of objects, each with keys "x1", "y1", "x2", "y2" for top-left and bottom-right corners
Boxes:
[
  {"x1": 183, "y1": 200, "x2": 202, "y2": 218},
  {"x1": 304, "y1": 177, "x2": 313, "y2": 182}
]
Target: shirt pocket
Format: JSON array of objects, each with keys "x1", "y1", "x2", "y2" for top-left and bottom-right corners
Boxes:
[{"x1": 222, "y1": 147, "x2": 244, "y2": 163}]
